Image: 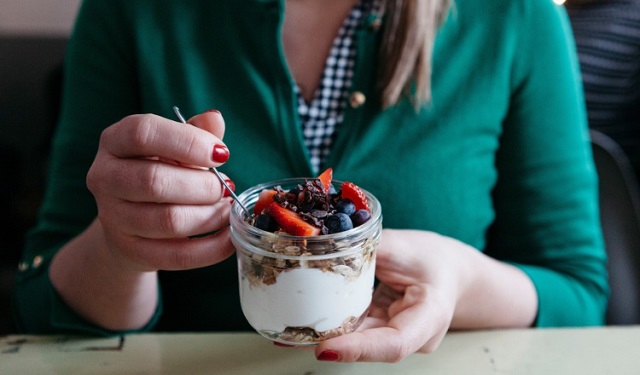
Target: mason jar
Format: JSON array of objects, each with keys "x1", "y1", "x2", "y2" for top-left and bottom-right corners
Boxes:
[{"x1": 230, "y1": 178, "x2": 382, "y2": 346}]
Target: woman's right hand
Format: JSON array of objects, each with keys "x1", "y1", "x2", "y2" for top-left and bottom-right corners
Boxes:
[
  {"x1": 86, "y1": 110, "x2": 236, "y2": 272},
  {"x1": 49, "y1": 110, "x2": 236, "y2": 331}
]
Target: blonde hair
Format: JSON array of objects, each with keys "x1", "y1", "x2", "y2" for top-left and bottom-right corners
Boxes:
[{"x1": 378, "y1": 0, "x2": 452, "y2": 108}]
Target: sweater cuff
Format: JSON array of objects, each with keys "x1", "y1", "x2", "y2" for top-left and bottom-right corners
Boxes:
[
  {"x1": 13, "y1": 257, "x2": 162, "y2": 335},
  {"x1": 515, "y1": 264, "x2": 606, "y2": 327}
]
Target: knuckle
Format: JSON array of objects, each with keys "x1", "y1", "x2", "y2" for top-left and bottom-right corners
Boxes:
[
  {"x1": 99, "y1": 122, "x2": 117, "y2": 143},
  {"x1": 99, "y1": 113, "x2": 157, "y2": 151},
  {"x1": 214, "y1": 201, "x2": 231, "y2": 224},
  {"x1": 140, "y1": 163, "x2": 168, "y2": 200},
  {"x1": 184, "y1": 132, "x2": 201, "y2": 158},
  {"x1": 86, "y1": 166, "x2": 99, "y2": 194},
  {"x1": 127, "y1": 114, "x2": 157, "y2": 150},
  {"x1": 158, "y1": 205, "x2": 183, "y2": 237},
  {"x1": 86, "y1": 158, "x2": 111, "y2": 197},
  {"x1": 206, "y1": 174, "x2": 221, "y2": 199}
]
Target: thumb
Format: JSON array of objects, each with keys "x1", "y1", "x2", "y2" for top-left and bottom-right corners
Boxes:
[{"x1": 188, "y1": 109, "x2": 226, "y2": 139}]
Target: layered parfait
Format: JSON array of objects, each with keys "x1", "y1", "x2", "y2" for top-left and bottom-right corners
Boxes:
[{"x1": 230, "y1": 168, "x2": 382, "y2": 345}]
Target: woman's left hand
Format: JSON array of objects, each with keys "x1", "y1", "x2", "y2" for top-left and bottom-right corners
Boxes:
[
  {"x1": 313, "y1": 229, "x2": 463, "y2": 362},
  {"x1": 313, "y1": 228, "x2": 537, "y2": 363}
]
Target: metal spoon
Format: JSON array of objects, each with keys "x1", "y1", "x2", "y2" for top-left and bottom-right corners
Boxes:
[{"x1": 172, "y1": 106, "x2": 251, "y2": 219}]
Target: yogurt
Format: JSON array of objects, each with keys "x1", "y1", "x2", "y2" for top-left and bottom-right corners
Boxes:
[{"x1": 239, "y1": 255, "x2": 376, "y2": 341}]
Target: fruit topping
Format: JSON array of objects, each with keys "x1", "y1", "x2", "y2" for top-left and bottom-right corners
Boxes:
[
  {"x1": 335, "y1": 199, "x2": 356, "y2": 216},
  {"x1": 325, "y1": 213, "x2": 354, "y2": 234},
  {"x1": 317, "y1": 167, "x2": 333, "y2": 195},
  {"x1": 250, "y1": 169, "x2": 372, "y2": 236},
  {"x1": 350, "y1": 209, "x2": 371, "y2": 227},
  {"x1": 266, "y1": 202, "x2": 321, "y2": 236},
  {"x1": 341, "y1": 182, "x2": 371, "y2": 212},
  {"x1": 254, "y1": 214, "x2": 279, "y2": 232},
  {"x1": 254, "y1": 189, "x2": 280, "y2": 216}
]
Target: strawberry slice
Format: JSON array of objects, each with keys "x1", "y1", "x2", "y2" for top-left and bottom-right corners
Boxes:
[
  {"x1": 266, "y1": 202, "x2": 321, "y2": 236},
  {"x1": 341, "y1": 182, "x2": 370, "y2": 212},
  {"x1": 254, "y1": 189, "x2": 279, "y2": 216},
  {"x1": 317, "y1": 167, "x2": 333, "y2": 194}
]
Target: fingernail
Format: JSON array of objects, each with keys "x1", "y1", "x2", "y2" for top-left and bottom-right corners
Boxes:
[
  {"x1": 223, "y1": 179, "x2": 235, "y2": 198},
  {"x1": 206, "y1": 109, "x2": 221, "y2": 115},
  {"x1": 212, "y1": 144, "x2": 230, "y2": 163},
  {"x1": 317, "y1": 350, "x2": 340, "y2": 362}
]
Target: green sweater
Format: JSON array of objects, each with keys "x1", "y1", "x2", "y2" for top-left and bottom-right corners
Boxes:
[{"x1": 14, "y1": 0, "x2": 608, "y2": 334}]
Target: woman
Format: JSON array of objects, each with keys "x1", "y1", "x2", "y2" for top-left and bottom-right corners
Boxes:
[{"x1": 14, "y1": 0, "x2": 608, "y2": 363}]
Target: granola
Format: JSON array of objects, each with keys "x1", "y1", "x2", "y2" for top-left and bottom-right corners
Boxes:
[
  {"x1": 240, "y1": 237, "x2": 376, "y2": 287},
  {"x1": 265, "y1": 314, "x2": 366, "y2": 345}
]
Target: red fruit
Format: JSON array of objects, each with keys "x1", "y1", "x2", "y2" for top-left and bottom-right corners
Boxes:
[
  {"x1": 317, "y1": 167, "x2": 333, "y2": 195},
  {"x1": 254, "y1": 189, "x2": 279, "y2": 215},
  {"x1": 341, "y1": 182, "x2": 370, "y2": 212},
  {"x1": 266, "y1": 202, "x2": 321, "y2": 236}
]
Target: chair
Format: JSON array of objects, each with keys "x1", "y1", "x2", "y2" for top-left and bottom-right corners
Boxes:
[{"x1": 590, "y1": 129, "x2": 640, "y2": 325}]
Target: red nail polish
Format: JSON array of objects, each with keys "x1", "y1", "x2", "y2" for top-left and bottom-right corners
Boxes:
[
  {"x1": 317, "y1": 350, "x2": 340, "y2": 362},
  {"x1": 223, "y1": 179, "x2": 235, "y2": 197},
  {"x1": 212, "y1": 144, "x2": 230, "y2": 163},
  {"x1": 206, "y1": 109, "x2": 221, "y2": 115}
]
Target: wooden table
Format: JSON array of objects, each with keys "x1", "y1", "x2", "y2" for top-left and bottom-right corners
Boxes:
[{"x1": 1, "y1": 327, "x2": 638, "y2": 374}]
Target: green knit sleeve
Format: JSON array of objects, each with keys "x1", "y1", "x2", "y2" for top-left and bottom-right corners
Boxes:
[
  {"x1": 12, "y1": 0, "x2": 160, "y2": 334},
  {"x1": 486, "y1": 0, "x2": 609, "y2": 326}
]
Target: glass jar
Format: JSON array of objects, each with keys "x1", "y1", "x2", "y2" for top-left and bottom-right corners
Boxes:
[{"x1": 230, "y1": 178, "x2": 382, "y2": 346}]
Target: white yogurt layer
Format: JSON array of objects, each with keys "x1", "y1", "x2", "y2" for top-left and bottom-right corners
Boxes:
[{"x1": 240, "y1": 259, "x2": 375, "y2": 334}]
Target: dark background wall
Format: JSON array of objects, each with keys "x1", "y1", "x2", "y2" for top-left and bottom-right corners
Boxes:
[{"x1": 0, "y1": 35, "x2": 67, "y2": 334}]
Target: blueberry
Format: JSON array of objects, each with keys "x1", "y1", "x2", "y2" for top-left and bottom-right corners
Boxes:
[
  {"x1": 350, "y1": 209, "x2": 371, "y2": 227},
  {"x1": 328, "y1": 184, "x2": 338, "y2": 195},
  {"x1": 335, "y1": 199, "x2": 356, "y2": 216},
  {"x1": 254, "y1": 214, "x2": 279, "y2": 232},
  {"x1": 325, "y1": 213, "x2": 353, "y2": 234}
]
